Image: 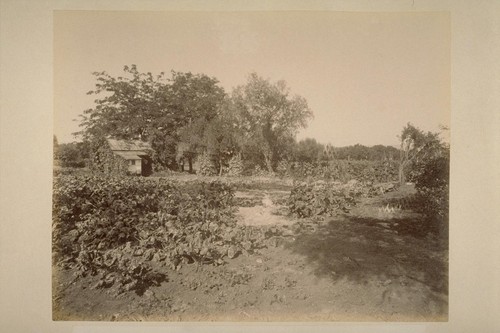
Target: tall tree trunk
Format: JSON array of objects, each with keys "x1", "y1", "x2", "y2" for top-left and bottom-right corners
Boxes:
[
  {"x1": 188, "y1": 157, "x2": 193, "y2": 173},
  {"x1": 264, "y1": 153, "x2": 273, "y2": 173},
  {"x1": 179, "y1": 158, "x2": 184, "y2": 172},
  {"x1": 399, "y1": 162, "x2": 406, "y2": 185},
  {"x1": 262, "y1": 123, "x2": 275, "y2": 173}
]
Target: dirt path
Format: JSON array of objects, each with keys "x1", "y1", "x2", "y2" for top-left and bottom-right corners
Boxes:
[{"x1": 53, "y1": 185, "x2": 448, "y2": 321}]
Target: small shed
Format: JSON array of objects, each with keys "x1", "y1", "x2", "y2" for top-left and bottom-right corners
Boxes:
[{"x1": 107, "y1": 138, "x2": 153, "y2": 176}]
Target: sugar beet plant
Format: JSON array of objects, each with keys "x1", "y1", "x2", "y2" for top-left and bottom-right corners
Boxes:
[
  {"x1": 53, "y1": 175, "x2": 247, "y2": 294},
  {"x1": 288, "y1": 182, "x2": 358, "y2": 218}
]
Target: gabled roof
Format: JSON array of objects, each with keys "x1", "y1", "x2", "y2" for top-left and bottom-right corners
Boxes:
[{"x1": 107, "y1": 138, "x2": 151, "y2": 151}]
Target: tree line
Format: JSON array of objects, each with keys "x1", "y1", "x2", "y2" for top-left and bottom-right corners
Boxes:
[
  {"x1": 54, "y1": 136, "x2": 399, "y2": 169},
  {"x1": 67, "y1": 65, "x2": 312, "y2": 174},
  {"x1": 54, "y1": 65, "x2": 448, "y2": 186}
]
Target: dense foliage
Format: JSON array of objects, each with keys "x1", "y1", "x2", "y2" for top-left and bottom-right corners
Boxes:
[
  {"x1": 54, "y1": 141, "x2": 90, "y2": 168},
  {"x1": 295, "y1": 141, "x2": 399, "y2": 163},
  {"x1": 77, "y1": 66, "x2": 225, "y2": 170},
  {"x1": 293, "y1": 138, "x2": 325, "y2": 163},
  {"x1": 226, "y1": 154, "x2": 244, "y2": 177},
  {"x1": 52, "y1": 175, "x2": 265, "y2": 294},
  {"x1": 398, "y1": 123, "x2": 443, "y2": 185},
  {"x1": 393, "y1": 123, "x2": 450, "y2": 227},
  {"x1": 197, "y1": 152, "x2": 217, "y2": 176},
  {"x1": 325, "y1": 144, "x2": 399, "y2": 161},
  {"x1": 232, "y1": 73, "x2": 313, "y2": 172},
  {"x1": 278, "y1": 160, "x2": 398, "y2": 183},
  {"x1": 86, "y1": 137, "x2": 131, "y2": 175},
  {"x1": 287, "y1": 180, "x2": 388, "y2": 219},
  {"x1": 288, "y1": 182, "x2": 357, "y2": 218},
  {"x1": 74, "y1": 66, "x2": 315, "y2": 173},
  {"x1": 66, "y1": 65, "x2": 410, "y2": 176},
  {"x1": 409, "y1": 141, "x2": 449, "y2": 224}
]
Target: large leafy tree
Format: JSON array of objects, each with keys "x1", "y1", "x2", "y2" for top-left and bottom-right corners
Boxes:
[
  {"x1": 232, "y1": 73, "x2": 313, "y2": 172},
  {"x1": 173, "y1": 72, "x2": 226, "y2": 172},
  {"x1": 202, "y1": 99, "x2": 243, "y2": 175},
  {"x1": 78, "y1": 65, "x2": 170, "y2": 140},
  {"x1": 77, "y1": 65, "x2": 225, "y2": 170}
]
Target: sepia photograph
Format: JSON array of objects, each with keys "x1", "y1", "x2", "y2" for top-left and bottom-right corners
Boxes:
[
  {"x1": 3, "y1": 0, "x2": 500, "y2": 332},
  {"x1": 51, "y1": 10, "x2": 451, "y2": 322}
]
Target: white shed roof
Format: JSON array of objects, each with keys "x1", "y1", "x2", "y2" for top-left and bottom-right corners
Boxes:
[{"x1": 113, "y1": 151, "x2": 146, "y2": 160}]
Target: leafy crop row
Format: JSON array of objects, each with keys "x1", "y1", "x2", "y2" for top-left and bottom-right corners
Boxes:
[
  {"x1": 288, "y1": 182, "x2": 357, "y2": 218},
  {"x1": 52, "y1": 175, "x2": 262, "y2": 294},
  {"x1": 287, "y1": 180, "x2": 390, "y2": 219},
  {"x1": 278, "y1": 160, "x2": 398, "y2": 183}
]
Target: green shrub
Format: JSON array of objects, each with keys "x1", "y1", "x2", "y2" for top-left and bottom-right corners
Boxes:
[
  {"x1": 226, "y1": 154, "x2": 243, "y2": 177},
  {"x1": 411, "y1": 152, "x2": 449, "y2": 224},
  {"x1": 276, "y1": 160, "x2": 290, "y2": 177},
  {"x1": 197, "y1": 152, "x2": 217, "y2": 176},
  {"x1": 55, "y1": 142, "x2": 90, "y2": 168}
]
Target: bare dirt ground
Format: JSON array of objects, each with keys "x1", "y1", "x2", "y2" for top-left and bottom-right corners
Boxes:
[{"x1": 53, "y1": 183, "x2": 448, "y2": 321}]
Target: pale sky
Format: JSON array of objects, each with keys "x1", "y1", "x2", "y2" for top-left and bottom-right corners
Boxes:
[{"x1": 54, "y1": 11, "x2": 450, "y2": 147}]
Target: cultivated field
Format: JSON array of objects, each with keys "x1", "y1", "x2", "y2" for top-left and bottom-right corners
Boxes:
[{"x1": 52, "y1": 173, "x2": 448, "y2": 321}]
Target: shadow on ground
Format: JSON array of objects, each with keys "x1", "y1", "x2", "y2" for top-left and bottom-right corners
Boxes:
[{"x1": 285, "y1": 215, "x2": 448, "y2": 294}]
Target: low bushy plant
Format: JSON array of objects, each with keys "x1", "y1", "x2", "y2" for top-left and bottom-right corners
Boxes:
[
  {"x1": 53, "y1": 175, "x2": 243, "y2": 293},
  {"x1": 226, "y1": 154, "x2": 243, "y2": 177},
  {"x1": 197, "y1": 152, "x2": 217, "y2": 176},
  {"x1": 284, "y1": 160, "x2": 398, "y2": 183},
  {"x1": 411, "y1": 150, "x2": 449, "y2": 224},
  {"x1": 288, "y1": 182, "x2": 357, "y2": 218}
]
